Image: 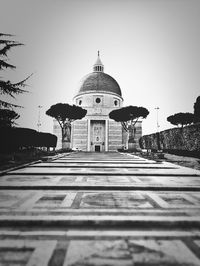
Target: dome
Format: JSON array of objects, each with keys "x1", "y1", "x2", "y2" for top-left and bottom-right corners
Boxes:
[
  {"x1": 76, "y1": 72, "x2": 122, "y2": 97},
  {"x1": 75, "y1": 52, "x2": 122, "y2": 97}
]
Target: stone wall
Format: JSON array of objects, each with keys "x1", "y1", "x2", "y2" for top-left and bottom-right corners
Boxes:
[
  {"x1": 108, "y1": 120, "x2": 122, "y2": 151},
  {"x1": 139, "y1": 123, "x2": 200, "y2": 152},
  {"x1": 71, "y1": 119, "x2": 88, "y2": 151}
]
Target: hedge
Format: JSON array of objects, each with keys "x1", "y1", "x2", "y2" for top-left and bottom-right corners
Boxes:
[
  {"x1": 139, "y1": 123, "x2": 200, "y2": 157},
  {"x1": 0, "y1": 127, "x2": 57, "y2": 152}
]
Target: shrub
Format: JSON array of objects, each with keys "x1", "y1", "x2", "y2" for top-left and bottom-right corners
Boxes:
[{"x1": 0, "y1": 127, "x2": 57, "y2": 152}]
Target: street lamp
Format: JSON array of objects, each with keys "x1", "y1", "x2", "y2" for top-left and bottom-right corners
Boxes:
[
  {"x1": 37, "y1": 105, "x2": 42, "y2": 132},
  {"x1": 155, "y1": 107, "x2": 160, "y2": 133}
]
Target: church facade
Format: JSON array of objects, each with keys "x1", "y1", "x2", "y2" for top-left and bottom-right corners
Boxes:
[{"x1": 54, "y1": 53, "x2": 142, "y2": 151}]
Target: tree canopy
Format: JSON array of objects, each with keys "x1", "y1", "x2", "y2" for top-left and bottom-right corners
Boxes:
[
  {"x1": 46, "y1": 103, "x2": 87, "y2": 127},
  {"x1": 167, "y1": 112, "x2": 194, "y2": 128},
  {"x1": 194, "y1": 96, "x2": 200, "y2": 123},
  {"x1": 0, "y1": 109, "x2": 19, "y2": 128},
  {"x1": 0, "y1": 33, "x2": 30, "y2": 108},
  {"x1": 109, "y1": 105, "x2": 149, "y2": 131},
  {"x1": 46, "y1": 103, "x2": 87, "y2": 146}
]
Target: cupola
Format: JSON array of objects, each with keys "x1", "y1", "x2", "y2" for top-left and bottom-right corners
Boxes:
[{"x1": 93, "y1": 51, "x2": 104, "y2": 72}]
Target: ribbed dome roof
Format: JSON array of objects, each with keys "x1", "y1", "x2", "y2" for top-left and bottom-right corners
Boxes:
[{"x1": 76, "y1": 72, "x2": 122, "y2": 97}]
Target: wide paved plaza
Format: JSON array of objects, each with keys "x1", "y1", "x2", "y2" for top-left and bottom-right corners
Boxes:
[{"x1": 0, "y1": 151, "x2": 200, "y2": 265}]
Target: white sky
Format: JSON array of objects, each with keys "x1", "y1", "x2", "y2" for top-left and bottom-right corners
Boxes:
[{"x1": 1, "y1": 0, "x2": 200, "y2": 135}]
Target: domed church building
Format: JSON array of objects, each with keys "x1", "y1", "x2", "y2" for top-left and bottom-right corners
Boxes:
[{"x1": 54, "y1": 52, "x2": 142, "y2": 151}]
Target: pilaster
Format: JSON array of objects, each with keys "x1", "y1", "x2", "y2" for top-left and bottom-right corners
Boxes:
[
  {"x1": 105, "y1": 119, "x2": 108, "y2": 151},
  {"x1": 87, "y1": 119, "x2": 91, "y2": 151}
]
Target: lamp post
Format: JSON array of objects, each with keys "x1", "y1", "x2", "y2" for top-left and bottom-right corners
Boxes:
[
  {"x1": 37, "y1": 105, "x2": 42, "y2": 132},
  {"x1": 155, "y1": 107, "x2": 160, "y2": 133},
  {"x1": 155, "y1": 107, "x2": 161, "y2": 151}
]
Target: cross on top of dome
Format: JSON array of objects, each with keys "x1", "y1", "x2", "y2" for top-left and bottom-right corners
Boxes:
[{"x1": 93, "y1": 51, "x2": 104, "y2": 72}]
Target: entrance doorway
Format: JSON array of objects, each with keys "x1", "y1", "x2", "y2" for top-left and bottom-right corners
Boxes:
[
  {"x1": 95, "y1": 145, "x2": 101, "y2": 152},
  {"x1": 90, "y1": 120, "x2": 105, "y2": 152}
]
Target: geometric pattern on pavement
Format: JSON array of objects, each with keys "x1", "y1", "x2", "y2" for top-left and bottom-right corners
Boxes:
[
  {"x1": 0, "y1": 231, "x2": 200, "y2": 266},
  {"x1": 0, "y1": 240, "x2": 56, "y2": 266},
  {"x1": 1, "y1": 175, "x2": 200, "y2": 189},
  {"x1": 0, "y1": 190, "x2": 200, "y2": 213},
  {"x1": 1, "y1": 152, "x2": 200, "y2": 265}
]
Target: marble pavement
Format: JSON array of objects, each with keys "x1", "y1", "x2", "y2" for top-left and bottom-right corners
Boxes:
[{"x1": 0, "y1": 151, "x2": 200, "y2": 265}]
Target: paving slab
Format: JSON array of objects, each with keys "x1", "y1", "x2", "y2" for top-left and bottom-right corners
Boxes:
[
  {"x1": 32, "y1": 162, "x2": 166, "y2": 167},
  {"x1": 8, "y1": 165, "x2": 200, "y2": 176},
  {"x1": 0, "y1": 230, "x2": 200, "y2": 266},
  {"x1": 1, "y1": 151, "x2": 200, "y2": 265},
  {"x1": 0, "y1": 190, "x2": 200, "y2": 226},
  {"x1": 1, "y1": 176, "x2": 200, "y2": 191}
]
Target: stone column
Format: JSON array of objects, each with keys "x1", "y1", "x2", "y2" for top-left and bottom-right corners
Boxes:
[{"x1": 87, "y1": 119, "x2": 91, "y2": 151}]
